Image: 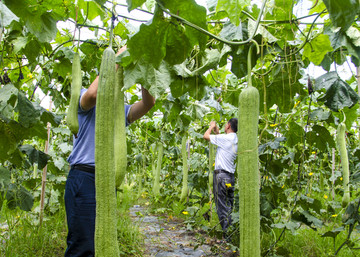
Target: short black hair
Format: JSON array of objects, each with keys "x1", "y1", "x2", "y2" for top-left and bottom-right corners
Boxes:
[{"x1": 228, "y1": 118, "x2": 238, "y2": 133}]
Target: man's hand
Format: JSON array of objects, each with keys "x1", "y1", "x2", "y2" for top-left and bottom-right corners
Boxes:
[
  {"x1": 210, "y1": 121, "x2": 220, "y2": 134},
  {"x1": 204, "y1": 120, "x2": 219, "y2": 141}
]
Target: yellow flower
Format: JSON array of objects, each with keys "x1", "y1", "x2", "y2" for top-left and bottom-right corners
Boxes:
[
  {"x1": 340, "y1": 177, "x2": 343, "y2": 181},
  {"x1": 225, "y1": 183, "x2": 232, "y2": 188},
  {"x1": 294, "y1": 100, "x2": 300, "y2": 108},
  {"x1": 324, "y1": 194, "x2": 328, "y2": 199},
  {"x1": 270, "y1": 124, "x2": 278, "y2": 127},
  {"x1": 331, "y1": 214, "x2": 337, "y2": 218},
  {"x1": 312, "y1": 151, "x2": 316, "y2": 154},
  {"x1": 308, "y1": 172, "x2": 313, "y2": 176},
  {"x1": 213, "y1": 163, "x2": 215, "y2": 167},
  {"x1": 182, "y1": 211, "x2": 188, "y2": 215},
  {"x1": 281, "y1": 184, "x2": 285, "y2": 189}
]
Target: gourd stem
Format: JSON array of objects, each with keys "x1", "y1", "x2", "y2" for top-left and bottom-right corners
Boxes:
[{"x1": 247, "y1": 44, "x2": 256, "y2": 88}]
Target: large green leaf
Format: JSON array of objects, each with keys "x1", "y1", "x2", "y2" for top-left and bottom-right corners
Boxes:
[
  {"x1": 163, "y1": 0, "x2": 208, "y2": 50},
  {"x1": 307, "y1": 125, "x2": 335, "y2": 151},
  {"x1": 0, "y1": 1, "x2": 19, "y2": 27},
  {"x1": 4, "y1": 0, "x2": 58, "y2": 43},
  {"x1": 285, "y1": 121, "x2": 304, "y2": 148},
  {"x1": 184, "y1": 102, "x2": 210, "y2": 120},
  {"x1": 0, "y1": 121, "x2": 18, "y2": 163},
  {"x1": 0, "y1": 167, "x2": 11, "y2": 189},
  {"x1": 170, "y1": 76, "x2": 207, "y2": 100},
  {"x1": 314, "y1": 72, "x2": 360, "y2": 112},
  {"x1": 303, "y1": 34, "x2": 333, "y2": 65},
  {"x1": 163, "y1": 24, "x2": 192, "y2": 66},
  {"x1": 124, "y1": 59, "x2": 172, "y2": 99},
  {"x1": 323, "y1": 0, "x2": 359, "y2": 31},
  {"x1": 256, "y1": 63, "x2": 306, "y2": 113},
  {"x1": 16, "y1": 92, "x2": 40, "y2": 128},
  {"x1": 5, "y1": 184, "x2": 34, "y2": 211},
  {"x1": 126, "y1": 0, "x2": 146, "y2": 11},
  {"x1": 216, "y1": 0, "x2": 250, "y2": 26},
  {"x1": 325, "y1": 25, "x2": 360, "y2": 62},
  {"x1": 19, "y1": 145, "x2": 49, "y2": 170},
  {"x1": 219, "y1": 21, "x2": 244, "y2": 41},
  {"x1": 127, "y1": 7, "x2": 168, "y2": 68}
]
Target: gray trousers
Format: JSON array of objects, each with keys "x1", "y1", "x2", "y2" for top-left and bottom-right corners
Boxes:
[{"x1": 213, "y1": 170, "x2": 235, "y2": 234}]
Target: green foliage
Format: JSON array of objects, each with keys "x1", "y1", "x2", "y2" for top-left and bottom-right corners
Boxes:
[{"x1": 2, "y1": 0, "x2": 360, "y2": 256}]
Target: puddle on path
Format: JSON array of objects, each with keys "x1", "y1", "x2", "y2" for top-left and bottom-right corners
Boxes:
[{"x1": 129, "y1": 205, "x2": 237, "y2": 257}]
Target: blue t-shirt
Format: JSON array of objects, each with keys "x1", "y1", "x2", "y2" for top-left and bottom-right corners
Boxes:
[{"x1": 67, "y1": 88, "x2": 131, "y2": 166}]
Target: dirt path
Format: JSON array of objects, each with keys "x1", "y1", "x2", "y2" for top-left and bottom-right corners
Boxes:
[{"x1": 129, "y1": 205, "x2": 237, "y2": 257}]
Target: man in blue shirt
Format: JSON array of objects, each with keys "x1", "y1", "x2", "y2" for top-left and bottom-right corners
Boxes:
[
  {"x1": 203, "y1": 118, "x2": 238, "y2": 243},
  {"x1": 65, "y1": 47, "x2": 155, "y2": 257}
]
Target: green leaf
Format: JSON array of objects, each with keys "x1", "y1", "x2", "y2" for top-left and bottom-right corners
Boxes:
[
  {"x1": 15, "y1": 92, "x2": 40, "y2": 128},
  {"x1": 0, "y1": 1, "x2": 19, "y2": 27},
  {"x1": 292, "y1": 210, "x2": 323, "y2": 229},
  {"x1": 314, "y1": 72, "x2": 360, "y2": 112},
  {"x1": 248, "y1": 19, "x2": 278, "y2": 43},
  {"x1": 124, "y1": 59, "x2": 172, "y2": 99},
  {"x1": 126, "y1": 0, "x2": 146, "y2": 11},
  {"x1": 19, "y1": 145, "x2": 49, "y2": 169},
  {"x1": 321, "y1": 227, "x2": 345, "y2": 239},
  {"x1": 78, "y1": 0, "x2": 105, "y2": 21},
  {"x1": 163, "y1": 0, "x2": 208, "y2": 50},
  {"x1": 307, "y1": 125, "x2": 335, "y2": 151},
  {"x1": 163, "y1": 22, "x2": 192, "y2": 65},
  {"x1": 323, "y1": 0, "x2": 359, "y2": 31},
  {"x1": 256, "y1": 63, "x2": 306, "y2": 113},
  {"x1": 325, "y1": 25, "x2": 360, "y2": 61},
  {"x1": 309, "y1": 108, "x2": 331, "y2": 121},
  {"x1": 127, "y1": 8, "x2": 168, "y2": 68},
  {"x1": 26, "y1": 12, "x2": 58, "y2": 43},
  {"x1": 219, "y1": 21, "x2": 244, "y2": 41},
  {"x1": 298, "y1": 194, "x2": 322, "y2": 214},
  {"x1": 0, "y1": 84, "x2": 18, "y2": 109},
  {"x1": 216, "y1": 0, "x2": 250, "y2": 26},
  {"x1": 285, "y1": 122, "x2": 304, "y2": 148},
  {"x1": 303, "y1": 34, "x2": 333, "y2": 65},
  {"x1": 184, "y1": 102, "x2": 210, "y2": 120},
  {"x1": 13, "y1": 37, "x2": 28, "y2": 54},
  {"x1": 0, "y1": 121, "x2": 18, "y2": 163},
  {"x1": 0, "y1": 166, "x2": 11, "y2": 189},
  {"x1": 170, "y1": 76, "x2": 207, "y2": 100},
  {"x1": 5, "y1": 184, "x2": 34, "y2": 211}
]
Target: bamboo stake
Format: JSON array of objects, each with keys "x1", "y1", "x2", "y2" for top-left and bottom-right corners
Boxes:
[
  {"x1": 39, "y1": 99, "x2": 52, "y2": 225},
  {"x1": 331, "y1": 148, "x2": 335, "y2": 201}
]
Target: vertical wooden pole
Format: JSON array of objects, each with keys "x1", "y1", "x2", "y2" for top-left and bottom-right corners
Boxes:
[{"x1": 39, "y1": 100, "x2": 52, "y2": 225}]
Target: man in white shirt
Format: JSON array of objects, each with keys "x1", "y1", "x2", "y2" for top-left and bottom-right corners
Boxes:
[{"x1": 203, "y1": 118, "x2": 238, "y2": 242}]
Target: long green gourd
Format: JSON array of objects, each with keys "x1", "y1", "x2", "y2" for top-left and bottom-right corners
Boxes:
[
  {"x1": 66, "y1": 52, "x2": 81, "y2": 135},
  {"x1": 180, "y1": 136, "x2": 188, "y2": 202},
  {"x1": 94, "y1": 47, "x2": 119, "y2": 257},
  {"x1": 336, "y1": 122, "x2": 350, "y2": 208},
  {"x1": 153, "y1": 142, "x2": 163, "y2": 196},
  {"x1": 114, "y1": 66, "x2": 127, "y2": 188},
  {"x1": 237, "y1": 44, "x2": 260, "y2": 257}
]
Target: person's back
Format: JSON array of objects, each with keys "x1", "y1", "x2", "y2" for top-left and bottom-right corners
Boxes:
[{"x1": 203, "y1": 118, "x2": 238, "y2": 242}]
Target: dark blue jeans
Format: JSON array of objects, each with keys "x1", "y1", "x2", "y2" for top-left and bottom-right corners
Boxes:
[
  {"x1": 64, "y1": 168, "x2": 96, "y2": 257},
  {"x1": 213, "y1": 170, "x2": 235, "y2": 235}
]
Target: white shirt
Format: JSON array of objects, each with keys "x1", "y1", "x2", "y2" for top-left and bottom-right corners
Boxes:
[{"x1": 210, "y1": 133, "x2": 238, "y2": 173}]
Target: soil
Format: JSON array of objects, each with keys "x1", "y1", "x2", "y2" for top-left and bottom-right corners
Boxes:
[{"x1": 129, "y1": 205, "x2": 238, "y2": 257}]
